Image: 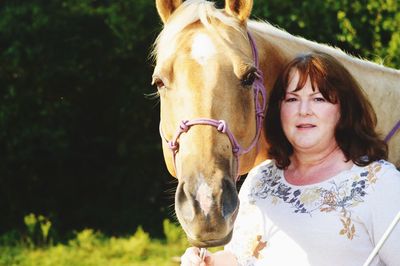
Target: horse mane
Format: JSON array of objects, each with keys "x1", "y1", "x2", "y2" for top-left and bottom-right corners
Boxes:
[
  {"x1": 151, "y1": 0, "x2": 245, "y2": 63},
  {"x1": 248, "y1": 20, "x2": 400, "y2": 75},
  {"x1": 152, "y1": 0, "x2": 399, "y2": 77}
]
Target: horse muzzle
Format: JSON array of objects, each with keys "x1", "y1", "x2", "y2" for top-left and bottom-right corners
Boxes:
[{"x1": 175, "y1": 175, "x2": 239, "y2": 247}]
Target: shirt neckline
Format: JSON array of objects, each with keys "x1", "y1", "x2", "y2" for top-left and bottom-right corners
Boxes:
[{"x1": 279, "y1": 163, "x2": 361, "y2": 188}]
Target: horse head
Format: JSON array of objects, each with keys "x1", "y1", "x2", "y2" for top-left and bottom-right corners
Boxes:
[{"x1": 152, "y1": 0, "x2": 269, "y2": 247}]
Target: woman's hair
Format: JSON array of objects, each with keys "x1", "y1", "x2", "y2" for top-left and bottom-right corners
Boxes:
[{"x1": 265, "y1": 51, "x2": 388, "y2": 169}]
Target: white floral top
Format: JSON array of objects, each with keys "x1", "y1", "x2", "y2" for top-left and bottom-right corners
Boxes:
[{"x1": 225, "y1": 160, "x2": 400, "y2": 266}]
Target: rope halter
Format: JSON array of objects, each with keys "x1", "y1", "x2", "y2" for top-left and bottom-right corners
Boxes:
[{"x1": 159, "y1": 32, "x2": 266, "y2": 182}]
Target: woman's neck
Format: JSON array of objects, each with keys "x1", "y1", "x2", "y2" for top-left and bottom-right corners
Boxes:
[{"x1": 285, "y1": 145, "x2": 353, "y2": 185}]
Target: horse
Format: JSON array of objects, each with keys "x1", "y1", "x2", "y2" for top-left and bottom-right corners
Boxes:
[{"x1": 152, "y1": 0, "x2": 400, "y2": 247}]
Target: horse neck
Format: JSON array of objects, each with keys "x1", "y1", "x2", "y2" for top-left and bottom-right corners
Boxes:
[
  {"x1": 249, "y1": 21, "x2": 400, "y2": 134},
  {"x1": 245, "y1": 29, "x2": 289, "y2": 169},
  {"x1": 249, "y1": 20, "x2": 400, "y2": 83}
]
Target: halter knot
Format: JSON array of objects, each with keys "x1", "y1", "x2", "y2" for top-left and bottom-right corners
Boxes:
[
  {"x1": 256, "y1": 110, "x2": 265, "y2": 118},
  {"x1": 217, "y1": 120, "x2": 227, "y2": 133},
  {"x1": 232, "y1": 146, "x2": 240, "y2": 154},
  {"x1": 169, "y1": 141, "x2": 179, "y2": 152},
  {"x1": 255, "y1": 71, "x2": 263, "y2": 80},
  {"x1": 179, "y1": 120, "x2": 190, "y2": 133}
]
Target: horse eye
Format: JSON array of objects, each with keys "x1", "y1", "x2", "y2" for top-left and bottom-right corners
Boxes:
[
  {"x1": 152, "y1": 76, "x2": 165, "y2": 90},
  {"x1": 241, "y1": 71, "x2": 257, "y2": 87}
]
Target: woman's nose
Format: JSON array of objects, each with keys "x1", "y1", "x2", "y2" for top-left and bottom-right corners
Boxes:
[{"x1": 299, "y1": 100, "x2": 312, "y2": 116}]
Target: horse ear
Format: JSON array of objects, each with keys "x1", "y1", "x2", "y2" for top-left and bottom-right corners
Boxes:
[
  {"x1": 156, "y1": 0, "x2": 183, "y2": 24},
  {"x1": 225, "y1": 0, "x2": 253, "y2": 22}
]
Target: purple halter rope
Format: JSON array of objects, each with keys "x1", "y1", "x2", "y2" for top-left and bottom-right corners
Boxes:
[
  {"x1": 384, "y1": 119, "x2": 400, "y2": 142},
  {"x1": 159, "y1": 32, "x2": 266, "y2": 182}
]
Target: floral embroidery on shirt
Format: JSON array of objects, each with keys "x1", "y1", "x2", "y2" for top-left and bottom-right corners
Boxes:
[
  {"x1": 225, "y1": 198, "x2": 264, "y2": 266},
  {"x1": 251, "y1": 160, "x2": 388, "y2": 240},
  {"x1": 365, "y1": 161, "x2": 382, "y2": 184},
  {"x1": 252, "y1": 235, "x2": 267, "y2": 259},
  {"x1": 339, "y1": 210, "x2": 356, "y2": 239}
]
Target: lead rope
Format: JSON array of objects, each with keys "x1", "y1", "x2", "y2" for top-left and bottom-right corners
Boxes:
[
  {"x1": 384, "y1": 119, "x2": 400, "y2": 142},
  {"x1": 363, "y1": 211, "x2": 400, "y2": 266},
  {"x1": 199, "y1": 247, "x2": 207, "y2": 262}
]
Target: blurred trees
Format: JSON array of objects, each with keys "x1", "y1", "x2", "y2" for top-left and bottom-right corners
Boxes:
[
  {"x1": 252, "y1": 0, "x2": 400, "y2": 67},
  {"x1": 0, "y1": 0, "x2": 168, "y2": 237},
  {"x1": 0, "y1": 0, "x2": 398, "y2": 238}
]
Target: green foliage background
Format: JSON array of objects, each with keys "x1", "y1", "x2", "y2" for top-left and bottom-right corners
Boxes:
[
  {"x1": 0, "y1": 0, "x2": 399, "y2": 247},
  {"x1": 0, "y1": 218, "x2": 199, "y2": 265}
]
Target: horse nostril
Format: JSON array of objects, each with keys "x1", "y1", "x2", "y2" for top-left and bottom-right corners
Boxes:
[
  {"x1": 221, "y1": 178, "x2": 239, "y2": 219},
  {"x1": 176, "y1": 182, "x2": 195, "y2": 222}
]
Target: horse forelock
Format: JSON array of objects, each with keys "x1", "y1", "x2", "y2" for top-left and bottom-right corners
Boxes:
[{"x1": 151, "y1": 0, "x2": 245, "y2": 65}]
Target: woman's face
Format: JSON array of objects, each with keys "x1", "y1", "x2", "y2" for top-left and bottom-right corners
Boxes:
[{"x1": 280, "y1": 70, "x2": 340, "y2": 154}]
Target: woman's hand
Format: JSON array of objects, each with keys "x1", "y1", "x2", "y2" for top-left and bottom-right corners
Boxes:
[{"x1": 180, "y1": 247, "x2": 214, "y2": 266}]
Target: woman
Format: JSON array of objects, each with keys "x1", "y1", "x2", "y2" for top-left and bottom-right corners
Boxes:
[{"x1": 180, "y1": 52, "x2": 400, "y2": 266}]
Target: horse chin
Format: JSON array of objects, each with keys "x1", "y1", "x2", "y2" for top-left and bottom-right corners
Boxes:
[
  {"x1": 187, "y1": 230, "x2": 233, "y2": 248},
  {"x1": 174, "y1": 175, "x2": 240, "y2": 248},
  {"x1": 180, "y1": 204, "x2": 239, "y2": 248}
]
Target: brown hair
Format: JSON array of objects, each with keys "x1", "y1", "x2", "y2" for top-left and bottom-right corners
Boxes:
[{"x1": 265, "y1": 51, "x2": 388, "y2": 168}]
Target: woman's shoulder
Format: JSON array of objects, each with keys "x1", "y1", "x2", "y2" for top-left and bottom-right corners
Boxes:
[
  {"x1": 352, "y1": 160, "x2": 400, "y2": 198},
  {"x1": 372, "y1": 160, "x2": 400, "y2": 183},
  {"x1": 244, "y1": 160, "x2": 280, "y2": 183},
  {"x1": 353, "y1": 159, "x2": 399, "y2": 178},
  {"x1": 240, "y1": 160, "x2": 281, "y2": 195},
  {"x1": 247, "y1": 159, "x2": 278, "y2": 176}
]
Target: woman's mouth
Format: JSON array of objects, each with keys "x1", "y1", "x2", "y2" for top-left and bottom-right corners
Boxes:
[{"x1": 296, "y1": 123, "x2": 316, "y2": 129}]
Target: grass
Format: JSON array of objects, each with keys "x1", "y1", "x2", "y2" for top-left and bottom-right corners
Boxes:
[{"x1": 0, "y1": 219, "x2": 222, "y2": 266}]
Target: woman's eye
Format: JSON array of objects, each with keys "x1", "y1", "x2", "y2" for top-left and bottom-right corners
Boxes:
[
  {"x1": 284, "y1": 97, "x2": 297, "y2": 102},
  {"x1": 314, "y1": 97, "x2": 326, "y2": 102},
  {"x1": 241, "y1": 71, "x2": 257, "y2": 87}
]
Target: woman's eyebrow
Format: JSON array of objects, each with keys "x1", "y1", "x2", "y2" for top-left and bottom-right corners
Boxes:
[{"x1": 286, "y1": 91, "x2": 322, "y2": 96}]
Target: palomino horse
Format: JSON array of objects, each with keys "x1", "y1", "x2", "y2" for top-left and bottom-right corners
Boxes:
[{"x1": 152, "y1": 0, "x2": 400, "y2": 247}]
